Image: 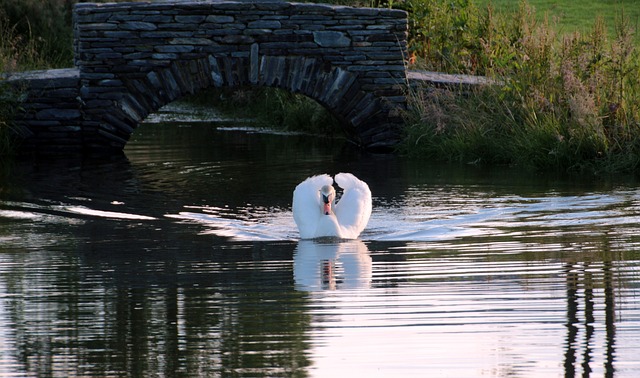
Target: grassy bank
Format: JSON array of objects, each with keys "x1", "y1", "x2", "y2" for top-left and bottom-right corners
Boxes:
[
  {"x1": 400, "y1": 1, "x2": 640, "y2": 173},
  {"x1": 0, "y1": 0, "x2": 77, "y2": 71}
]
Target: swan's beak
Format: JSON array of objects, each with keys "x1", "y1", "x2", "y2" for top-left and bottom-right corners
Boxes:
[
  {"x1": 320, "y1": 185, "x2": 336, "y2": 215},
  {"x1": 321, "y1": 190, "x2": 332, "y2": 215}
]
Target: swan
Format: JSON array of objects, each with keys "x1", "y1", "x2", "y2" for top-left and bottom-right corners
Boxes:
[{"x1": 292, "y1": 173, "x2": 372, "y2": 239}]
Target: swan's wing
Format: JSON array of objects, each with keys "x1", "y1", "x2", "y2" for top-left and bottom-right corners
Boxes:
[
  {"x1": 292, "y1": 174, "x2": 333, "y2": 239},
  {"x1": 333, "y1": 173, "x2": 372, "y2": 238}
]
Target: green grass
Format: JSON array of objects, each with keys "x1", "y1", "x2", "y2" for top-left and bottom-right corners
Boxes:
[
  {"x1": 477, "y1": 0, "x2": 640, "y2": 42},
  {"x1": 401, "y1": 2, "x2": 640, "y2": 174},
  {"x1": 0, "y1": 0, "x2": 142, "y2": 72},
  {"x1": 0, "y1": 0, "x2": 76, "y2": 70}
]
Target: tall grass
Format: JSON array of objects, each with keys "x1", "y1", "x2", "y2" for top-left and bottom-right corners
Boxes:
[
  {"x1": 0, "y1": 0, "x2": 75, "y2": 71},
  {"x1": 402, "y1": 2, "x2": 640, "y2": 173},
  {"x1": 476, "y1": 0, "x2": 640, "y2": 44},
  {"x1": 401, "y1": 0, "x2": 482, "y2": 73}
]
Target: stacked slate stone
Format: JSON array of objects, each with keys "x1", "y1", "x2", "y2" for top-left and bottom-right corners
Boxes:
[
  {"x1": 3, "y1": 1, "x2": 410, "y2": 154},
  {"x1": 3, "y1": 68, "x2": 83, "y2": 153},
  {"x1": 75, "y1": 1, "x2": 408, "y2": 151}
]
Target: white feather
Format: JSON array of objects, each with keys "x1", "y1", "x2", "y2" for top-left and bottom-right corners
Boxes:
[{"x1": 292, "y1": 172, "x2": 372, "y2": 239}]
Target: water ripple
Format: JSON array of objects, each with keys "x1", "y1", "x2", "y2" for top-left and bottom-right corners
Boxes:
[{"x1": 159, "y1": 189, "x2": 640, "y2": 246}]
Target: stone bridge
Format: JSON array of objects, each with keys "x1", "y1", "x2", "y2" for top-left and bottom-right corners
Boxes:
[{"x1": 4, "y1": 0, "x2": 409, "y2": 153}]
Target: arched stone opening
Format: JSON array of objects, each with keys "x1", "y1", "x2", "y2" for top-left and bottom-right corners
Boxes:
[{"x1": 97, "y1": 56, "x2": 386, "y2": 150}]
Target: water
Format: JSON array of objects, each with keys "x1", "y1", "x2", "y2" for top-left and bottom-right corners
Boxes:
[{"x1": 1, "y1": 102, "x2": 640, "y2": 377}]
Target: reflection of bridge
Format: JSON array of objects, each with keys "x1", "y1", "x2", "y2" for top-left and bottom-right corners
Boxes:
[
  {"x1": 563, "y1": 261, "x2": 616, "y2": 376},
  {"x1": 4, "y1": 0, "x2": 411, "y2": 153}
]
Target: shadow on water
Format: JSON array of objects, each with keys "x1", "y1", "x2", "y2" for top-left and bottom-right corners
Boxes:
[{"x1": 0, "y1": 239, "x2": 312, "y2": 376}]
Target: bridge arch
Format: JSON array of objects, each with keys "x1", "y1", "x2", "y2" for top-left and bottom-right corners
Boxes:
[
  {"x1": 111, "y1": 55, "x2": 380, "y2": 146},
  {"x1": 75, "y1": 1, "x2": 408, "y2": 151}
]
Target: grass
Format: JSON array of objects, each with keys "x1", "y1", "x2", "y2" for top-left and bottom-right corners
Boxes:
[
  {"x1": 477, "y1": 0, "x2": 640, "y2": 43},
  {"x1": 0, "y1": 0, "x2": 76, "y2": 71},
  {"x1": 402, "y1": 2, "x2": 640, "y2": 173}
]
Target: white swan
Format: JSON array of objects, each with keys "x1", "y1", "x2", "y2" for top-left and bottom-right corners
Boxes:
[{"x1": 292, "y1": 173, "x2": 372, "y2": 239}]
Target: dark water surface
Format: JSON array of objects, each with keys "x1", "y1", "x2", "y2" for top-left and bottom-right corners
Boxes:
[{"x1": 1, "y1": 103, "x2": 640, "y2": 377}]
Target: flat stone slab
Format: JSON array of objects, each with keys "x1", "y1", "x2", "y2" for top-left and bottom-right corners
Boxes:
[
  {"x1": 2, "y1": 68, "x2": 494, "y2": 88},
  {"x1": 1, "y1": 68, "x2": 79, "y2": 82},
  {"x1": 407, "y1": 70, "x2": 497, "y2": 87}
]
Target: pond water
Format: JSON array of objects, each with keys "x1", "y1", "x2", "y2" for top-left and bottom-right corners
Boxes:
[{"x1": 1, "y1": 102, "x2": 640, "y2": 377}]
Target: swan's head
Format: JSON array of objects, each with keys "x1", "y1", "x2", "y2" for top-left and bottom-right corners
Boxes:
[{"x1": 320, "y1": 185, "x2": 336, "y2": 215}]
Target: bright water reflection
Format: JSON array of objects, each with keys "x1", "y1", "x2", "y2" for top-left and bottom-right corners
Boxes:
[
  {"x1": 294, "y1": 240, "x2": 372, "y2": 291},
  {"x1": 1, "y1": 102, "x2": 640, "y2": 376}
]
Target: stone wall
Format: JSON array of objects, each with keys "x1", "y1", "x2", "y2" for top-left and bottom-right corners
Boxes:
[
  {"x1": 74, "y1": 0, "x2": 409, "y2": 151},
  {"x1": 3, "y1": 69, "x2": 83, "y2": 153},
  {"x1": 2, "y1": 1, "x2": 409, "y2": 154}
]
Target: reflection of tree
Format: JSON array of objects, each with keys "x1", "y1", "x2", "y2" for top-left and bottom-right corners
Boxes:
[
  {"x1": 0, "y1": 238, "x2": 313, "y2": 376},
  {"x1": 563, "y1": 259, "x2": 616, "y2": 377}
]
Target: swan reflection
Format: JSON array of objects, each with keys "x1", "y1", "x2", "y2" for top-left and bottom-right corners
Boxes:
[{"x1": 293, "y1": 239, "x2": 372, "y2": 291}]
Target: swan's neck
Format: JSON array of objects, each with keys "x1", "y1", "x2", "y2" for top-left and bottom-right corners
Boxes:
[
  {"x1": 316, "y1": 212, "x2": 342, "y2": 238},
  {"x1": 320, "y1": 185, "x2": 335, "y2": 216}
]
